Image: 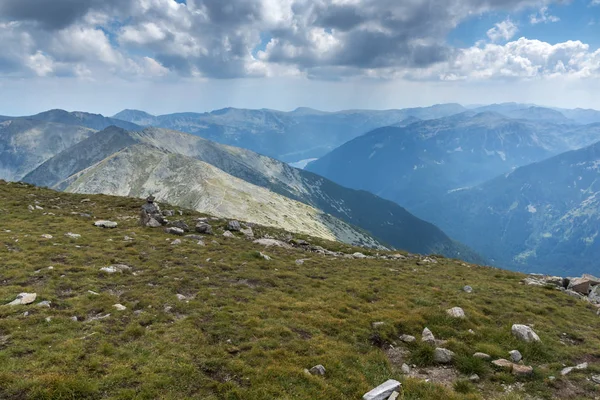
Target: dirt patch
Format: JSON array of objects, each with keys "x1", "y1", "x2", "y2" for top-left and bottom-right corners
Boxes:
[{"x1": 408, "y1": 366, "x2": 460, "y2": 387}]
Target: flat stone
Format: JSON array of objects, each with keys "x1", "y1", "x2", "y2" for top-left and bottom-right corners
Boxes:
[
  {"x1": 446, "y1": 307, "x2": 466, "y2": 318},
  {"x1": 362, "y1": 379, "x2": 402, "y2": 400},
  {"x1": 65, "y1": 232, "x2": 81, "y2": 239},
  {"x1": 492, "y1": 359, "x2": 514, "y2": 371},
  {"x1": 94, "y1": 220, "x2": 118, "y2": 228},
  {"x1": 473, "y1": 352, "x2": 491, "y2": 360},
  {"x1": 509, "y1": 350, "x2": 522, "y2": 363},
  {"x1": 353, "y1": 252, "x2": 367, "y2": 259},
  {"x1": 562, "y1": 363, "x2": 588, "y2": 376},
  {"x1": 100, "y1": 264, "x2": 130, "y2": 274},
  {"x1": 399, "y1": 334, "x2": 416, "y2": 343},
  {"x1": 308, "y1": 365, "x2": 326, "y2": 376},
  {"x1": 434, "y1": 348, "x2": 455, "y2": 364},
  {"x1": 253, "y1": 238, "x2": 292, "y2": 248},
  {"x1": 512, "y1": 364, "x2": 533, "y2": 376},
  {"x1": 41, "y1": 234, "x2": 53, "y2": 239},
  {"x1": 165, "y1": 227, "x2": 185, "y2": 236},
  {"x1": 388, "y1": 391, "x2": 400, "y2": 400},
  {"x1": 6, "y1": 293, "x2": 37, "y2": 306},
  {"x1": 512, "y1": 324, "x2": 541, "y2": 342},
  {"x1": 36, "y1": 301, "x2": 51, "y2": 308}
]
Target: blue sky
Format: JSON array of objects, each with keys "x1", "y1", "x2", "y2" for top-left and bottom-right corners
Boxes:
[{"x1": 0, "y1": 0, "x2": 599, "y2": 115}]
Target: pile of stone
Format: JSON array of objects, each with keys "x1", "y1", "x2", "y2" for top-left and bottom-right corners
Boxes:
[
  {"x1": 139, "y1": 195, "x2": 167, "y2": 227},
  {"x1": 523, "y1": 273, "x2": 600, "y2": 305}
]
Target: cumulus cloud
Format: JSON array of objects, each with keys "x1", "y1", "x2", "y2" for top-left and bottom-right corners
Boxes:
[
  {"x1": 0, "y1": 0, "x2": 597, "y2": 82},
  {"x1": 529, "y1": 6, "x2": 560, "y2": 24},
  {"x1": 487, "y1": 19, "x2": 519, "y2": 42}
]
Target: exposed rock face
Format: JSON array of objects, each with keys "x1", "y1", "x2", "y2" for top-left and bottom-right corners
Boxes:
[
  {"x1": 362, "y1": 379, "x2": 402, "y2": 400},
  {"x1": 140, "y1": 195, "x2": 166, "y2": 227},
  {"x1": 568, "y1": 278, "x2": 593, "y2": 294},
  {"x1": 512, "y1": 324, "x2": 541, "y2": 342}
]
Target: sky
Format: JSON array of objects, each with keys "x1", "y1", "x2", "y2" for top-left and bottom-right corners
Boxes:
[{"x1": 0, "y1": 0, "x2": 599, "y2": 116}]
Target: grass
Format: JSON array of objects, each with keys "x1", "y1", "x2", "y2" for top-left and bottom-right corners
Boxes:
[{"x1": 0, "y1": 181, "x2": 600, "y2": 399}]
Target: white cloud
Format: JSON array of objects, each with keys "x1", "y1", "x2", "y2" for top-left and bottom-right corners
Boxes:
[
  {"x1": 530, "y1": 6, "x2": 560, "y2": 24},
  {"x1": 487, "y1": 19, "x2": 519, "y2": 42}
]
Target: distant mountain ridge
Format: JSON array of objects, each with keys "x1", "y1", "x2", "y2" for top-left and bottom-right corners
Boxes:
[{"x1": 22, "y1": 125, "x2": 483, "y2": 261}]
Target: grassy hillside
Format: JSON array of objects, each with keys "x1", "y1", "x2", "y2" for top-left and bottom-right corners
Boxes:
[{"x1": 1, "y1": 181, "x2": 600, "y2": 399}]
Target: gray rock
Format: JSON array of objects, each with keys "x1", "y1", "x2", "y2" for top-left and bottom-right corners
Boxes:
[
  {"x1": 434, "y1": 348, "x2": 455, "y2": 364},
  {"x1": 36, "y1": 301, "x2": 51, "y2": 308},
  {"x1": 592, "y1": 375, "x2": 600, "y2": 384},
  {"x1": 162, "y1": 210, "x2": 175, "y2": 217},
  {"x1": 165, "y1": 227, "x2": 185, "y2": 236},
  {"x1": 308, "y1": 365, "x2": 326, "y2": 376},
  {"x1": 195, "y1": 223, "x2": 213, "y2": 235},
  {"x1": 353, "y1": 252, "x2": 367, "y2": 259},
  {"x1": 171, "y1": 239, "x2": 182, "y2": 245},
  {"x1": 388, "y1": 391, "x2": 400, "y2": 400},
  {"x1": 259, "y1": 252, "x2": 271, "y2": 260},
  {"x1": 562, "y1": 363, "x2": 588, "y2": 376},
  {"x1": 512, "y1": 324, "x2": 541, "y2": 342},
  {"x1": 446, "y1": 307, "x2": 466, "y2": 318},
  {"x1": 399, "y1": 334, "x2": 416, "y2": 343},
  {"x1": 253, "y1": 238, "x2": 292, "y2": 248},
  {"x1": 197, "y1": 240, "x2": 206, "y2": 246},
  {"x1": 422, "y1": 327, "x2": 436, "y2": 345},
  {"x1": 240, "y1": 227, "x2": 254, "y2": 238},
  {"x1": 168, "y1": 220, "x2": 190, "y2": 232},
  {"x1": 589, "y1": 285, "x2": 600, "y2": 303},
  {"x1": 113, "y1": 304, "x2": 126, "y2": 311},
  {"x1": 223, "y1": 231, "x2": 235, "y2": 238},
  {"x1": 94, "y1": 220, "x2": 117, "y2": 229},
  {"x1": 568, "y1": 277, "x2": 593, "y2": 294},
  {"x1": 362, "y1": 379, "x2": 402, "y2": 400},
  {"x1": 6, "y1": 293, "x2": 37, "y2": 306},
  {"x1": 227, "y1": 220, "x2": 241, "y2": 231},
  {"x1": 469, "y1": 374, "x2": 480, "y2": 382},
  {"x1": 509, "y1": 350, "x2": 522, "y2": 363},
  {"x1": 512, "y1": 364, "x2": 533, "y2": 376},
  {"x1": 295, "y1": 259, "x2": 305, "y2": 265},
  {"x1": 401, "y1": 363, "x2": 411, "y2": 374},
  {"x1": 100, "y1": 264, "x2": 130, "y2": 274},
  {"x1": 463, "y1": 285, "x2": 473, "y2": 293},
  {"x1": 473, "y1": 352, "x2": 492, "y2": 360},
  {"x1": 65, "y1": 232, "x2": 81, "y2": 239}
]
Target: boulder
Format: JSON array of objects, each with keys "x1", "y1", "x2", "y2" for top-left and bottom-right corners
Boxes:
[
  {"x1": 308, "y1": 365, "x2": 326, "y2": 376},
  {"x1": 446, "y1": 307, "x2": 466, "y2": 318},
  {"x1": 512, "y1": 364, "x2": 533, "y2": 376},
  {"x1": 223, "y1": 231, "x2": 235, "y2": 238},
  {"x1": 509, "y1": 350, "x2": 522, "y2": 363},
  {"x1": 227, "y1": 220, "x2": 241, "y2": 232},
  {"x1": 195, "y1": 223, "x2": 213, "y2": 235},
  {"x1": 94, "y1": 220, "x2": 117, "y2": 229},
  {"x1": 422, "y1": 327, "x2": 436, "y2": 345},
  {"x1": 473, "y1": 352, "x2": 491, "y2": 360},
  {"x1": 168, "y1": 220, "x2": 190, "y2": 232},
  {"x1": 568, "y1": 278, "x2": 593, "y2": 295},
  {"x1": 492, "y1": 359, "x2": 513, "y2": 371},
  {"x1": 165, "y1": 227, "x2": 185, "y2": 236},
  {"x1": 434, "y1": 348, "x2": 455, "y2": 364},
  {"x1": 589, "y1": 285, "x2": 600, "y2": 303},
  {"x1": 512, "y1": 324, "x2": 541, "y2": 342},
  {"x1": 6, "y1": 293, "x2": 37, "y2": 306},
  {"x1": 240, "y1": 227, "x2": 254, "y2": 238},
  {"x1": 362, "y1": 379, "x2": 402, "y2": 400}
]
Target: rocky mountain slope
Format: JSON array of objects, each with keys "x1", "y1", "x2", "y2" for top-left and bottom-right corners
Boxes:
[
  {"x1": 1, "y1": 181, "x2": 600, "y2": 399},
  {"x1": 425, "y1": 140, "x2": 600, "y2": 276},
  {"x1": 113, "y1": 104, "x2": 467, "y2": 162},
  {"x1": 25, "y1": 109, "x2": 141, "y2": 131},
  {"x1": 59, "y1": 143, "x2": 383, "y2": 247},
  {"x1": 22, "y1": 126, "x2": 481, "y2": 260},
  {"x1": 0, "y1": 119, "x2": 95, "y2": 181},
  {"x1": 306, "y1": 112, "x2": 600, "y2": 214}
]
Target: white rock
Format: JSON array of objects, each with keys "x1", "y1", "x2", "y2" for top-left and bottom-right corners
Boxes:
[
  {"x1": 512, "y1": 324, "x2": 541, "y2": 342},
  {"x1": 100, "y1": 264, "x2": 130, "y2": 274},
  {"x1": 295, "y1": 259, "x2": 305, "y2": 265},
  {"x1": 434, "y1": 348, "x2": 455, "y2": 364},
  {"x1": 353, "y1": 252, "x2": 367, "y2": 259},
  {"x1": 592, "y1": 375, "x2": 600, "y2": 384},
  {"x1": 446, "y1": 307, "x2": 466, "y2": 318},
  {"x1": 463, "y1": 285, "x2": 473, "y2": 293},
  {"x1": 94, "y1": 220, "x2": 118, "y2": 229},
  {"x1": 6, "y1": 293, "x2": 37, "y2": 306},
  {"x1": 259, "y1": 252, "x2": 271, "y2": 260},
  {"x1": 509, "y1": 350, "x2": 522, "y2": 363},
  {"x1": 308, "y1": 365, "x2": 326, "y2": 376},
  {"x1": 176, "y1": 294, "x2": 187, "y2": 301},
  {"x1": 422, "y1": 327, "x2": 435, "y2": 345},
  {"x1": 41, "y1": 234, "x2": 53, "y2": 239},
  {"x1": 113, "y1": 304, "x2": 127, "y2": 311},
  {"x1": 222, "y1": 231, "x2": 235, "y2": 238},
  {"x1": 253, "y1": 238, "x2": 292, "y2": 248},
  {"x1": 399, "y1": 334, "x2": 416, "y2": 343},
  {"x1": 388, "y1": 391, "x2": 400, "y2": 400},
  {"x1": 36, "y1": 301, "x2": 51, "y2": 308},
  {"x1": 401, "y1": 363, "x2": 411, "y2": 374},
  {"x1": 362, "y1": 379, "x2": 401, "y2": 400},
  {"x1": 65, "y1": 232, "x2": 81, "y2": 239},
  {"x1": 372, "y1": 322, "x2": 385, "y2": 328},
  {"x1": 473, "y1": 352, "x2": 491, "y2": 360},
  {"x1": 171, "y1": 239, "x2": 182, "y2": 245}
]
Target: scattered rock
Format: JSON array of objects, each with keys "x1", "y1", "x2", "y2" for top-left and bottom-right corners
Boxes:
[
  {"x1": 512, "y1": 324, "x2": 541, "y2": 342},
  {"x1": 561, "y1": 363, "x2": 588, "y2": 376},
  {"x1": 399, "y1": 334, "x2": 416, "y2": 343},
  {"x1": 65, "y1": 232, "x2": 81, "y2": 239},
  {"x1": 176, "y1": 294, "x2": 188, "y2": 301},
  {"x1": 401, "y1": 363, "x2": 411, "y2": 374},
  {"x1": 492, "y1": 359, "x2": 514, "y2": 371},
  {"x1": 469, "y1": 374, "x2": 480, "y2": 382},
  {"x1": 28, "y1": 205, "x2": 34, "y2": 211},
  {"x1": 240, "y1": 227, "x2": 254, "y2": 238},
  {"x1": 94, "y1": 220, "x2": 118, "y2": 229},
  {"x1": 36, "y1": 301, "x2": 51, "y2": 308},
  {"x1": 446, "y1": 307, "x2": 466, "y2": 318},
  {"x1": 100, "y1": 264, "x2": 131, "y2": 274},
  {"x1": 372, "y1": 321, "x2": 385, "y2": 328},
  {"x1": 171, "y1": 239, "x2": 182, "y2": 246},
  {"x1": 308, "y1": 365, "x2": 326, "y2": 376},
  {"x1": 162, "y1": 210, "x2": 175, "y2": 217},
  {"x1": 434, "y1": 348, "x2": 455, "y2": 364},
  {"x1": 113, "y1": 304, "x2": 126, "y2": 311},
  {"x1": 41, "y1": 234, "x2": 53, "y2": 239},
  {"x1": 592, "y1": 375, "x2": 600, "y2": 384},
  {"x1": 223, "y1": 231, "x2": 235, "y2": 238},
  {"x1": 509, "y1": 350, "x2": 523, "y2": 363},
  {"x1": 353, "y1": 252, "x2": 367, "y2": 259},
  {"x1": 295, "y1": 259, "x2": 305, "y2": 265},
  {"x1": 362, "y1": 379, "x2": 401, "y2": 400},
  {"x1": 195, "y1": 223, "x2": 213, "y2": 235},
  {"x1": 70, "y1": 316, "x2": 78, "y2": 322},
  {"x1": 6, "y1": 293, "x2": 37, "y2": 306},
  {"x1": 512, "y1": 364, "x2": 533, "y2": 376},
  {"x1": 197, "y1": 240, "x2": 206, "y2": 246},
  {"x1": 253, "y1": 238, "x2": 292, "y2": 248},
  {"x1": 388, "y1": 391, "x2": 400, "y2": 400},
  {"x1": 463, "y1": 285, "x2": 473, "y2": 293},
  {"x1": 473, "y1": 352, "x2": 491, "y2": 360},
  {"x1": 168, "y1": 220, "x2": 190, "y2": 232},
  {"x1": 259, "y1": 252, "x2": 271, "y2": 261},
  {"x1": 227, "y1": 220, "x2": 241, "y2": 231},
  {"x1": 422, "y1": 327, "x2": 436, "y2": 345},
  {"x1": 165, "y1": 227, "x2": 185, "y2": 236}
]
